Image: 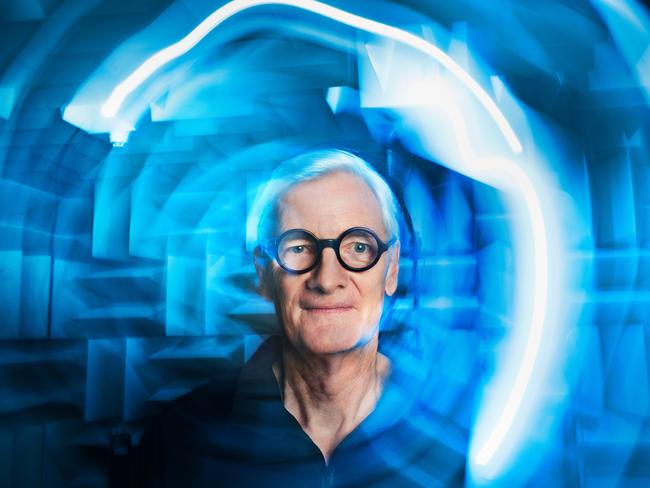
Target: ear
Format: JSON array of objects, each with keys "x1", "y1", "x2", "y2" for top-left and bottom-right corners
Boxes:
[
  {"x1": 384, "y1": 240, "x2": 400, "y2": 297},
  {"x1": 253, "y1": 246, "x2": 274, "y2": 301}
]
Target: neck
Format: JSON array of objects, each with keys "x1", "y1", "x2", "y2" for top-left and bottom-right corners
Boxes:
[{"x1": 274, "y1": 336, "x2": 391, "y2": 464}]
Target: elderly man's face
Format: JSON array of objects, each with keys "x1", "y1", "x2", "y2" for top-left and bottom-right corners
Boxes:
[{"x1": 257, "y1": 171, "x2": 400, "y2": 355}]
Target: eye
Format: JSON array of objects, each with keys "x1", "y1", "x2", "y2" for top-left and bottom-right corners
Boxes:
[
  {"x1": 289, "y1": 245, "x2": 305, "y2": 254},
  {"x1": 353, "y1": 242, "x2": 370, "y2": 253}
]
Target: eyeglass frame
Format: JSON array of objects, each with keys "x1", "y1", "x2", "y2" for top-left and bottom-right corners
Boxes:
[{"x1": 263, "y1": 226, "x2": 396, "y2": 274}]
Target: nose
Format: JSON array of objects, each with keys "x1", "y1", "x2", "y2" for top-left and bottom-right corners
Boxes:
[{"x1": 306, "y1": 247, "x2": 348, "y2": 293}]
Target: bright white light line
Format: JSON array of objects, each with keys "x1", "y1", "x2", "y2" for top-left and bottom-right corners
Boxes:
[
  {"x1": 476, "y1": 165, "x2": 548, "y2": 467},
  {"x1": 100, "y1": 0, "x2": 522, "y2": 154},
  {"x1": 445, "y1": 105, "x2": 548, "y2": 469}
]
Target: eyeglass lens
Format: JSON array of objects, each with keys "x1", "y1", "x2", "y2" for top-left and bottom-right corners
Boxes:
[{"x1": 277, "y1": 229, "x2": 380, "y2": 271}]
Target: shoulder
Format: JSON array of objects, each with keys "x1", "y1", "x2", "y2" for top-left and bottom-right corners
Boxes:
[
  {"x1": 127, "y1": 364, "x2": 242, "y2": 487},
  {"x1": 128, "y1": 338, "x2": 284, "y2": 487},
  {"x1": 134, "y1": 336, "x2": 283, "y2": 453},
  {"x1": 174, "y1": 366, "x2": 242, "y2": 420}
]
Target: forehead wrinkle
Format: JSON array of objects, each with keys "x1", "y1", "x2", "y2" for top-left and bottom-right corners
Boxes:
[{"x1": 277, "y1": 173, "x2": 386, "y2": 238}]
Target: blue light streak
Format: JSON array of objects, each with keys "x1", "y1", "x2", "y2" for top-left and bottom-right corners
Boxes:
[{"x1": 99, "y1": 0, "x2": 523, "y2": 155}]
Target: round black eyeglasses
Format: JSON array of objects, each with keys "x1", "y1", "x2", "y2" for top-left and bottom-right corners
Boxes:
[{"x1": 264, "y1": 227, "x2": 395, "y2": 274}]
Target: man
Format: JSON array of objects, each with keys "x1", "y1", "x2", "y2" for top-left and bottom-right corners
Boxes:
[{"x1": 131, "y1": 149, "x2": 466, "y2": 487}]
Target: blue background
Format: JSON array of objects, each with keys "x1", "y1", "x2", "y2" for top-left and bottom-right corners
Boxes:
[{"x1": 0, "y1": 0, "x2": 649, "y2": 486}]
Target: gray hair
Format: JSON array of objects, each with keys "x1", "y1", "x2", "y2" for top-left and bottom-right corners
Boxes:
[{"x1": 248, "y1": 149, "x2": 401, "y2": 247}]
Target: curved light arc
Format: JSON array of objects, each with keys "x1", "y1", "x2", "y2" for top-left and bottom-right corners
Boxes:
[
  {"x1": 440, "y1": 103, "x2": 550, "y2": 471},
  {"x1": 476, "y1": 164, "x2": 549, "y2": 468},
  {"x1": 100, "y1": 0, "x2": 522, "y2": 154}
]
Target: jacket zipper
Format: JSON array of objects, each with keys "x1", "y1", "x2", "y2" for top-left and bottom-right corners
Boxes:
[{"x1": 322, "y1": 463, "x2": 334, "y2": 488}]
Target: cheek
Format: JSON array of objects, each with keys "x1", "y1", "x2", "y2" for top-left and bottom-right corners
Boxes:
[
  {"x1": 366, "y1": 292, "x2": 386, "y2": 325},
  {"x1": 355, "y1": 274, "x2": 389, "y2": 318},
  {"x1": 273, "y1": 274, "x2": 304, "y2": 324}
]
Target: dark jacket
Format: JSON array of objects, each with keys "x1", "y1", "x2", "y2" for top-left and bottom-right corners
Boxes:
[{"x1": 129, "y1": 336, "x2": 467, "y2": 487}]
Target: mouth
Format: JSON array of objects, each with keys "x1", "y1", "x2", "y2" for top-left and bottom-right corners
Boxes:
[{"x1": 303, "y1": 306, "x2": 354, "y2": 314}]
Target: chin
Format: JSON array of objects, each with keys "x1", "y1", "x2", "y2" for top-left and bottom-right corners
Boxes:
[
  {"x1": 298, "y1": 321, "x2": 377, "y2": 356},
  {"x1": 303, "y1": 338, "x2": 359, "y2": 355}
]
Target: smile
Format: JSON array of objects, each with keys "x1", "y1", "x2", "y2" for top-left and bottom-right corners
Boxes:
[{"x1": 303, "y1": 306, "x2": 354, "y2": 314}]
